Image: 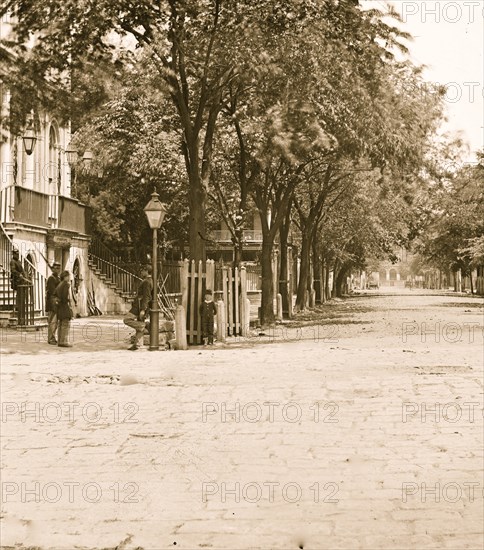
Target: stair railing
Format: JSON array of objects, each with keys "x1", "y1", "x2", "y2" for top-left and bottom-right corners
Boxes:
[
  {"x1": 0, "y1": 223, "x2": 15, "y2": 309},
  {"x1": 88, "y1": 237, "x2": 177, "y2": 318},
  {"x1": 88, "y1": 252, "x2": 142, "y2": 296},
  {"x1": 0, "y1": 222, "x2": 46, "y2": 317}
]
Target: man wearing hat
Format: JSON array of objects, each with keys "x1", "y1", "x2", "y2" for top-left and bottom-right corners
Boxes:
[
  {"x1": 10, "y1": 249, "x2": 30, "y2": 290},
  {"x1": 46, "y1": 261, "x2": 61, "y2": 345},
  {"x1": 123, "y1": 264, "x2": 153, "y2": 350}
]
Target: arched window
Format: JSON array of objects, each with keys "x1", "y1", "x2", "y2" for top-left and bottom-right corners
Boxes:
[
  {"x1": 48, "y1": 125, "x2": 59, "y2": 192},
  {"x1": 24, "y1": 253, "x2": 35, "y2": 281}
]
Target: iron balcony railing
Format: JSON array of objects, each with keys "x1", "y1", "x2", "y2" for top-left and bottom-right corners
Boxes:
[
  {"x1": 210, "y1": 229, "x2": 264, "y2": 243},
  {"x1": 0, "y1": 185, "x2": 91, "y2": 234}
]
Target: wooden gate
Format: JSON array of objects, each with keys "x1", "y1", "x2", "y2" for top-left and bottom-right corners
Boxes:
[
  {"x1": 215, "y1": 265, "x2": 247, "y2": 337},
  {"x1": 181, "y1": 259, "x2": 214, "y2": 345},
  {"x1": 181, "y1": 260, "x2": 247, "y2": 344}
]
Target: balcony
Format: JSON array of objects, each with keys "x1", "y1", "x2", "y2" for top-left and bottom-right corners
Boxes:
[
  {"x1": 57, "y1": 196, "x2": 91, "y2": 235},
  {"x1": 10, "y1": 186, "x2": 49, "y2": 227},
  {"x1": 0, "y1": 185, "x2": 91, "y2": 235},
  {"x1": 211, "y1": 229, "x2": 264, "y2": 244},
  {"x1": 211, "y1": 230, "x2": 232, "y2": 242},
  {"x1": 243, "y1": 230, "x2": 263, "y2": 242}
]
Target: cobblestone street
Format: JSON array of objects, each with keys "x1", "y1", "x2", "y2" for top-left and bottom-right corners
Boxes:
[{"x1": 1, "y1": 291, "x2": 483, "y2": 550}]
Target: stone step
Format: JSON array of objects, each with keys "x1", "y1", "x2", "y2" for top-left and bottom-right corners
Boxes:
[
  {"x1": 10, "y1": 321, "x2": 48, "y2": 331},
  {"x1": 8, "y1": 310, "x2": 48, "y2": 328}
]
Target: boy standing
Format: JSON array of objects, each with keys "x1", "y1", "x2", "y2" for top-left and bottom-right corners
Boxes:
[{"x1": 199, "y1": 290, "x2": 217, "y2": 345}]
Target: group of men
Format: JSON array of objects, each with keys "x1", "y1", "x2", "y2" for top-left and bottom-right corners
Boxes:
[
  {"x1": 10, "y1": 249, "x2": 71, "y2": 347},
  {"x1": 46, "y1": 261, "x2": 72, "y2": 347},
  {"x1": 11, "y1": 250, "x2": 218, "y2": 350}
]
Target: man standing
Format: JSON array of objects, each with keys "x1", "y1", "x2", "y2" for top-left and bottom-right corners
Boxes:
[
  {"x1": 54, "y1": 270, "x2": 73, "y2": 348},
  {"x1": 46, "y1": 261, "x2": 61, "y2": 345},
  {"x1": 10, "y1": 249, "x2": 30, "y2": 290},
  {"x1": 123, "y1": 265, "x2": 153, "y2": 351}
]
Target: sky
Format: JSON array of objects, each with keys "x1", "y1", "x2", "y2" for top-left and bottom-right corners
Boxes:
[{"x1": 365, "y1": 0, "x2": 484, "y2": 162}]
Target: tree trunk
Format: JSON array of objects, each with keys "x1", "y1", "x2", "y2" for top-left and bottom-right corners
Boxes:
[
  {"x1": 187, "y1": 164, "x2": 206, "y2": 263},
  {"x1": 453, "y1": 270, "x2": 459, "y2": 292},
  {"x1": 324, "y1": 260, "x2": 331, "y2": 302},
  {"x1": 306, "y1": 254, "x2": 314, "y2": 307},
  {"x1": 279, "y1": 214, "x2": 291, "y2": 318},
  {"x1": 335, "y1": 267, "x2": 347, "y2": 297},
  {"x1": 260, "y1": 240, "x2": 275, "y2": 325},
  {"x1": 321, "y1": 262, "x2": 326, "y2": 303},
  {"x1": 312, "y1": 239, "x2": 322, "y2": 304},
  {"x1": 233, "y1": 228, "x2": 243, "y2": 267},
  {"x1": 332, "y1": 261, "x2": 340, "y2": 298},
  {"x1": 295, "y1": 231, "x2": 311, "y2": 311}
]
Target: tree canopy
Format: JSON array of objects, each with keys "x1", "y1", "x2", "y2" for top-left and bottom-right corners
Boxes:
[{"x1": 2, "y1": 0, "x2": 468, "y2": 317}]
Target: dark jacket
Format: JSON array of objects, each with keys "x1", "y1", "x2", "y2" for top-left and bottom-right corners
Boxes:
[
  {"x1": 10, "y1": 258, "x2": 29, "y2": 290},
  {"x1": 46, "y1": 273, "x2": 61, "y2": 312},
  {"x1": 130, "y1": 276, "x2": 153, "y2": 320},
  {"x1": 54, "y1": 281, "x2": 73, "y2": 321},
  {"x1": 199, "y1": 300, "x2": 217, "y2": 325}
]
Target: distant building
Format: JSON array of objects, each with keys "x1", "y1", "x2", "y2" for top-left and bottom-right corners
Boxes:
[{"x1": 208, "y1": 213, "x2": 265, "y2": 263}]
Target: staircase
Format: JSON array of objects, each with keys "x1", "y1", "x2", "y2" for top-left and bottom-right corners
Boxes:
[
  {"x1": 0, "y1": 223, "x2": 47, "y2": 328},
  {"x1": 0, "y1": 262, "x2": 15, "y2": 327},
  {"x1": 87, "y1": 238, "x2": 175, "y2": 318},
  {"x1": 87, "y1": 238, "x2": 141, "y2": 313}
]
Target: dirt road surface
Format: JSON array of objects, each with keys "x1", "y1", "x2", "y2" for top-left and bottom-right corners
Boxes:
[{"x1": 1, "y1": 290, "x2": 483, "y2": 549}]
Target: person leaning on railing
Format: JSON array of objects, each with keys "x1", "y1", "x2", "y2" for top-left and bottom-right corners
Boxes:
[{"x1": 9, "y1": 249, "x2": 31, "y2": 290}]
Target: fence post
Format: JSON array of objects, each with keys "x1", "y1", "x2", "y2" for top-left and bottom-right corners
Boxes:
[
  {"x1": 197, "y1": 260, "x2": 204, "y2": 344},
  {"x1": 216, "y1": 300, "x2": 226, "y2": 342},
  {"x1": 276, "y1": 293, "x2": 283, "y2": 321},
  {"x1": 175, "y1": 305, "x2": 188, "y2": 350},
  {"x1": 222, "y1": 265, "x2": 228, "y2": 334},
  {"x1": 188, "y1": 260, "x2": 196, "y2": 344},
  {"x1": 234, "y1": 266, "x2": 240, "y2": 335},
  {"x1": 239, "y1": 266, "x2": 247, "y2": 336},
  {"x1": 206, "y1": 259, "x2": 215, "y2": 291},
  {"x1": 29, "y1": 284, "x2": 34, "y2": 324},
  {"x1": 245, "y1": 298, "x2": 251, "y2": 335},
  {"x1": 16, "y1": 284, "x2": 31, "y2": 326},
  {"x1": 181, "y1": 259, "x2": 189, "y2": 313},
  {"x1": 227, "y1": 267, "x2": 234, "y2": 335}
]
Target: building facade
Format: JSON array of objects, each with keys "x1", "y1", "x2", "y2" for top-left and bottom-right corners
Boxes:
[{"x1": 0, "y1": 13, "x2": 91, "y2": 320}]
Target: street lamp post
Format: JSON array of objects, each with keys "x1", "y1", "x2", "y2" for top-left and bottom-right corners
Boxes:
[
  {"x1": 143, "y1": 188, "x2": 167, "y2": 351},
  {"x1": 65, "y1": 145, "x2": 78, "y2": 196},
  {"x1": 22, "y1": 127, "x2": 37, "y2": 155}
]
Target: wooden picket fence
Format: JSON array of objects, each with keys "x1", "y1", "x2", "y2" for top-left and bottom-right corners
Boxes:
[
  {"x1": 178, "y1": 259, "x2": 248, "y2": 344},
  {"x1": 215, "y1": 263, "x2": 247, "y2": 338}
]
